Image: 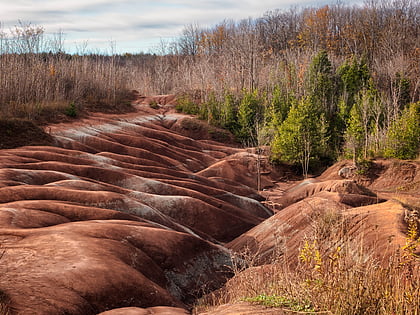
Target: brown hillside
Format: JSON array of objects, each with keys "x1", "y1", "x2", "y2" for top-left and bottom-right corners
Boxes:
[
  {"x1": 1, "y1": 98, "x2": 419, "y2": 315},
  {"x1": 0, "y1": 102, "x2": 274, "y2": 314}
]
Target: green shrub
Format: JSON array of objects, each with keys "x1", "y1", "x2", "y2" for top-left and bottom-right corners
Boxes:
[
  {"x1": 149, "y1": 100, "x2": 159, "y2": 109},
  {"x1": 384, "y1": 102, "x2": 420, "y2": 160},
  {"x1": 175, "y1": 94, "x2": 199, "y2": 115},
  {"x1": 65, "y1": 102, "x2": 78, "y2": 117}
]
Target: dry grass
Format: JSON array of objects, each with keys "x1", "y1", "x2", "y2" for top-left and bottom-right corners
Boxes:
[
  {"x1": 0, "y1": 53, "x2": 135, "y2": 122},
  {"x1": 0, "y1": 24, "x2": 139, "y2": 122},
  {"x1": 195, "y1": 209, "x2": 420, "y2": 315}
]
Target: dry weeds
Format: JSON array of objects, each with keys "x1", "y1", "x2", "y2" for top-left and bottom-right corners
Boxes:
[{"x1": 195, "y1": 207, "x2": 420, "y2": 315}]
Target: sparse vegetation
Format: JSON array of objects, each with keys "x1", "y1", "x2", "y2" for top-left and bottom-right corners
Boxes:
[
  {"x1": 64, "y1": 102, "x2": 78, "y2": 118},
  {"x1": 1, "y1": 2, "x2": 419, "y2": 314},
  {"x1": 0, "y1": 23, "x2": 136, "y2": 123},
  {"x1": 195, "y1": 207, "x2": 420, "y2": 314},
  {"x1": 245, "y1": 294, "x2": 315, "y2": 312},
  {"x1": 149, "y1": 100, "x2": 159, "y2": 109}
]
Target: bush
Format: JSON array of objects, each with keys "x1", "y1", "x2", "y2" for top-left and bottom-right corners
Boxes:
[
  {"x1": 64, "y1": 102, "x2": 78, "y2": 117},
  {"x1": 384, "y1": 102, "x2": 420, "y2": 160},
  {"x1": 149, "y1": 100, "x2": 159, "y2": 109},
  {"x1": 175, "y1": 94, "x2": 200, "y2": 115}
]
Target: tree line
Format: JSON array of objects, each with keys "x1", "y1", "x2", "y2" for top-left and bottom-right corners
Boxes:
[
  {"x1": 167, "y1": 0, "x2": 419, "y2": 174},
  {"x1": 175, "y1": 51, "x2": 418, "y2": 175},
  {"x1": 0, "y1": 1, "x2": 419, "y2": 172}
]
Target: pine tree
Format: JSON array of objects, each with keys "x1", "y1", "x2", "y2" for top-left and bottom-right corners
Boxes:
[
  {"x1": 220, "y1": 91, "x2": 238, "y2": 132},
  {"x1": 267, "y1": 85, "x2": 293, "y2": 128},
  {"x1": 307, "y1": 50, "x2": 335, "y2": 114},
  {"x1": 337, "y1": 56, "x2": 370, "y2": 119},
  {"x1": 344, "y1": 103, "x2": 365, "y2": 163},
  {"x1": 306, "y1": 50, "x2": 339, "y2": 159},
  {"x1": 237, "y1": 89, "x2": 262, "y2": 142},
  {"x1": 384, "y1": 102, "x2": 420, "y2": 160},
  {"x1": 272, "y1": 97, "x2": 323, "y2": 177}
]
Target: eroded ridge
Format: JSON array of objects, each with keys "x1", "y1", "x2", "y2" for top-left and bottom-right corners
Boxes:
[{"x1": 0, "y1": 108, "x2": 272, "y2": 314}]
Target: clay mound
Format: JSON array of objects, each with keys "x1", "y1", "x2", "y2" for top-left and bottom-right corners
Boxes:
[
  {"x1": 227, "y1": 197, "x2": 349, "y2": 264},
  {"x1": 0, "y1": 165, "x2": 265, "y2": 242},
  {"x1": 267, "y1": 179, "x2": 376, "y2": 210},
  {"x1": 317, "y1": 160, "x2": 353, "y2": 181},
  {"x1": 320, "y1": 159, "x2": 420, "y2": 193},
  {"x1": 197, "y1": 152, "x2": 277, "y2": 190},
  {"x1": 313, "y1": 191, "x2": 385, "y2": 207},
  {"x1": 0, "y1": 110, "x2": 277, "y2": 314},
  {"x1": 227, "y1": 197, "x2": 410, "y2": 265},
  {"x1": 368, "y1": 159, "x2": 420, "y2": 192},
  {"x1": 0, "y1": 220, "x2": 232, "y2": 314}
]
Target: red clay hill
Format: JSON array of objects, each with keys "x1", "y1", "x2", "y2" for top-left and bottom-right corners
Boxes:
[
  {"x1": 0, "y1": 96, "x2": 275, "y2": 314},
  {"x1": 0, "y1": 95, "x2": 418, "y2": 314}
]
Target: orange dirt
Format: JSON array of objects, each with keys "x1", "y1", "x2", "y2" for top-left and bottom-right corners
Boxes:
[
  {"x1": 0, "y1": 100, "x2": 275, "y2": 314},
  {"x1": 1, "y1": 95, "x2": 418, "y2": 315}
]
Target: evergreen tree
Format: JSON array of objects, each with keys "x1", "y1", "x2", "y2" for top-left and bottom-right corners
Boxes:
[
  {"x1": 220, "y1": 91, "x2": 238, "y2": 132},
  {"x1": 344, "y1": 103, "x2": 365, "y2": 163},
  {"x1": 272, "y1": 97, "x2": 323, "y2": 177},
  {"x1": 337, "y1": 57, "x2": 370, "y2": 119},
  {"x1": 336, "y1": 57, "x2": 371, "y2": 157},
  {"x1": 307, "y1": 50, "x2": 335, "y2": 114},
  {"x1": 306, "y1": 50, "x2": 339, "y2": 159},
  {"x1": 237, "y1": 89, "x2": 262, "y2": 142},
  {"x1": 384, "y1": 102, "x2": 420, "y2": 160},
  {"x1": 267, "y1": 85, "x2": 293, "y2": 128}
]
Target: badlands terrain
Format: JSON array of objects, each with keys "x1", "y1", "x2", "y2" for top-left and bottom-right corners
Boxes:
[{"x1": 0, "y1": 96, "x2": 419, "y2": 314}]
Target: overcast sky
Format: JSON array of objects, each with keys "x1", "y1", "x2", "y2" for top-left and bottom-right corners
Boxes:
[{"x1": 0, "y1": 0, "x2": 362, "y2": 54}]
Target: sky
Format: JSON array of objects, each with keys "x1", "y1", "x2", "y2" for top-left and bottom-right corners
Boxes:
[{"x1": 0, "y1": 0, "x2": 362, "y2": 54}]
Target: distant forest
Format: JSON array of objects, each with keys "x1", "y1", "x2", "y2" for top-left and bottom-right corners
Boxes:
[{"x1": 1, "y1": 0, "x2": 419, "y2": 172}]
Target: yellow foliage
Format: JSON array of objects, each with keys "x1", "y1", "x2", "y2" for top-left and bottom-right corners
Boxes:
[{"x1": 299, "y1": 240, "x2": 323, "y2": 271}]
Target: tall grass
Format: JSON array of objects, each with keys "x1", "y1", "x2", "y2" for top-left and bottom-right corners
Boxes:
[
  {"x1": 0, "y1": 53, "x2": 136, "y2": 121},
  {"x1": 195, "y1": 209, "x2": 420, "y2": 314},
  {"x1": 0, "y1": 24, "x2": 140, "y2": 122}
]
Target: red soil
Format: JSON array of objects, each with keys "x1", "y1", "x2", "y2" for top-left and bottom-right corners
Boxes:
[
  {"x1": 1, "y1": 95, "x2": 418, "y2": 314},
  {"x1": 0, "y1": 100, "x2": 273, "y2": 314},
  {"x1": 227, "y1": 159, "x2": 419, "y2": 266}
]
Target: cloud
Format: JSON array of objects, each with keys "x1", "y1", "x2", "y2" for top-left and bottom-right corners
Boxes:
[{"x1": 0, "y1": 0, "x2": 362, "y2": 53}]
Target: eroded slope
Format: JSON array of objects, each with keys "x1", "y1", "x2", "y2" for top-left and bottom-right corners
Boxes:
[{"x1": 0, "y1": 105, "x2": 272, "y2": 314}]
